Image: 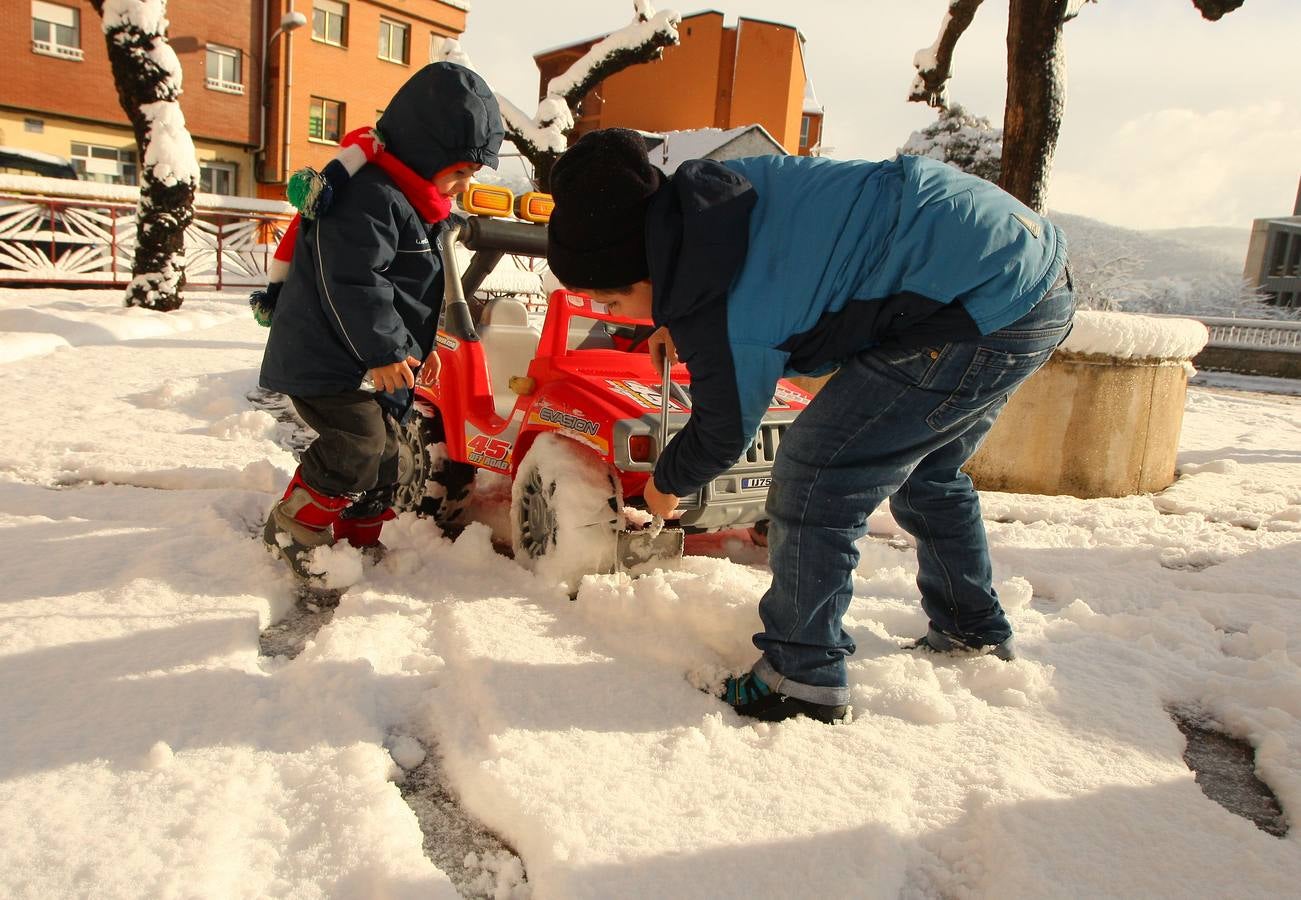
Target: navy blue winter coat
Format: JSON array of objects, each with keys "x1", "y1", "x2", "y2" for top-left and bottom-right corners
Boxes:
[
  {"x1": 649, "y1": 154, "x2": 1068, "y2": 497},
  {"x1": 259, "y1": 63, "x2": 503, "y2": 398}
]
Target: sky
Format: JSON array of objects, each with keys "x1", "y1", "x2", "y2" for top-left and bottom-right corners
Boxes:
[{"x1": 459, "y1": 0, "x2": 1301, "y2": 231}]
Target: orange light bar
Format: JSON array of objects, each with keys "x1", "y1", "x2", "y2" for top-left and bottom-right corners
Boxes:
[
  {"x1": 515, "y1": 191, "x2": 555, "y2": 224},
  {"x1": 459, "y1": 183, "x2": 514, "y2": 217}
]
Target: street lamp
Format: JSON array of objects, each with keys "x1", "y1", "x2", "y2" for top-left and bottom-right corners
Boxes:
[{"x1": 256, "y1": 8, "x2": 308, "y2": 182}]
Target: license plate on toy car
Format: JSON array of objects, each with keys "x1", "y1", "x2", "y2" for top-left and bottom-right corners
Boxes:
[{"x1": 741, "y1": 476, "x2": 772, "y2": 490}]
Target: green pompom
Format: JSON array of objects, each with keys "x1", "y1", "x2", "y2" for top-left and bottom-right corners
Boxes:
[{"x1": 286, "y1": 168, "x2": 331, "y2": 219}]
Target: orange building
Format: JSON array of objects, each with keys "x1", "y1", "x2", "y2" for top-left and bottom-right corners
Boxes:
[
  {"x1": 0, "y1": 0, "x2": 470, "y2": 199},
  {"x1": 534, "y1": 11, "x2": 825, "y2": 157},
  {"x1": 259, "y1": 0, "x2": 469, "y2": 199}
]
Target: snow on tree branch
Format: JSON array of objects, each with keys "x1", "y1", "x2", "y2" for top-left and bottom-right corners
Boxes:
[
  {"x1": 909, "y1": 0, "x2": 986, "y2": 108},
  {"x1": 433, "y1": 5, "x2": 679, "y2": 188}
]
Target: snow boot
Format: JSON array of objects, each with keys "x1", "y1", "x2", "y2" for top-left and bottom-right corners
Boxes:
[
  {"x1": 333, "y1": 487, "x2": 397, "y2": 563},
  {"x1": 719, "y1": 671, "x2": 848, "y2": 724},
  {"x1": 908, "y1": 626, "x2": 1017, "y2": 661},
  {"x1": 263, "y1": 468, "x2": 352, "y2": 586}
]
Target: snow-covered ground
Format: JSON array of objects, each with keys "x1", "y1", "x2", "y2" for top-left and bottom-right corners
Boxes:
[{"x1": 1, "y1": 288, "x2": 1298, "y2": 899}]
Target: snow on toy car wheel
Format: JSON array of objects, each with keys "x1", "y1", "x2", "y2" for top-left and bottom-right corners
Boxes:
[
  {"x1": 394, "y1": 412, "x2": 475, "y2": 531},
  {"x1": 511, "y1": 433, "x2": 623, "y2": 592}
]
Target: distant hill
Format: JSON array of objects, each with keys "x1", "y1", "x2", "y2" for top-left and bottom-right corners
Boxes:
[{"x1": 1049, "y1": 212, "x2": 1248, "y2": 282}]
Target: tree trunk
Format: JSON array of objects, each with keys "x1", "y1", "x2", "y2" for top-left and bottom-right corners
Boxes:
[
  {"x1": 91, "y1": 0, "x2": 197, "y2": 311},
  {"x1": 999, "y1": 0, "x2": 1069, "y2": 213}
]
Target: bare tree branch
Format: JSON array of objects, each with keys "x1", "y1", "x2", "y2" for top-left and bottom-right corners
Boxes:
[{"x1": 908, "y1": 0, "x2": 987, "y2": 108}]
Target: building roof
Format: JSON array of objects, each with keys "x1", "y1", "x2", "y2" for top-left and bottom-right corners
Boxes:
[
  {"x1": 638, "y1": 124, "x2": 786, "y2": 174},
  {"x1": 533, "y1": 9, "x2": 804, "y2": 59},
  {"x1": 803, "y1": 80, "x2": 824, "y2": 115}
]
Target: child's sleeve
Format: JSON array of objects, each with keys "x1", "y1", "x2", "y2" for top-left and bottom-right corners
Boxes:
[{"x1": 307, "y1": 190, "x2": 419, "y2": 370}]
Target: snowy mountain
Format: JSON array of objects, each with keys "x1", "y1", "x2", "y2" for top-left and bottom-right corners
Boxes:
[
  {"x1": 1050, "y1": 212, "x2": 1248, "y2": 283},
  {"x1": 1045, "y1": 211, "x2": 1283, "y2": 317}
]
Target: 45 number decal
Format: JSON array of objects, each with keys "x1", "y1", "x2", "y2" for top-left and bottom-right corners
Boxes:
[{"x1": 467, "y1": 434, "x2": 512, "y2": 471}]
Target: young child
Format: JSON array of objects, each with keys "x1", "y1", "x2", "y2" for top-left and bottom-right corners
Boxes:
[
  {"x1": 546, "y1": 129, "x2": 1074, "y2": 723},
  {"x1": 258, "y1": 62, "x2": 503, "y2": 588}
]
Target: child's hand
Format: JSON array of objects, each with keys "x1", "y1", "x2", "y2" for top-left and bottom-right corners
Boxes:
[
  {"x1": 643, "y1": 477, "x2": 680, "y2": 519},
  {"x1": 648, "y1": 327, "x2": 677, "y2": 373},
  {"x1": 416, "y1": 350, "x2": 442, "y2": 387},
  {"x1": 370, "y1": 356, "x2": 421, "y2": 393}
]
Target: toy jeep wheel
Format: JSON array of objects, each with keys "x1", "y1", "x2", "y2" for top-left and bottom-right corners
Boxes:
[
  {"x1": 394, "y1": 411, "x2": 475, "y2": 532},
  {"x1": 511, "y1": 433, "x2": 624, "y2": 592}
]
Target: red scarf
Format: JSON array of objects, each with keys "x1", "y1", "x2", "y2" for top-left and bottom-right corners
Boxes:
[{"x1": 270, "y1": 127, "x2": 459, "y2": 276}]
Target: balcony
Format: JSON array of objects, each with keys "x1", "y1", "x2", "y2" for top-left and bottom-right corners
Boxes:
[{"x1": 32, "y1": 39, "x2": 83, "y2": 61}]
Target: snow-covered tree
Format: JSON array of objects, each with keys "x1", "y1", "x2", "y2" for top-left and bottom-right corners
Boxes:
[
  {"x1": 909, "y1": 0, "x2": 1250, "y2": 213},
  {"x1": 90, "y1": 0, "x2": 198, "y2": 312},
  {"x1": 436, "y1": 2, "x2": 680, "y2": 190},
  {"x1": 1068, "y1": 236, "x2": 1144, "y2": 311},
  {"x1": 899, "y1": 103, "x2": 1003, "y2": 182}
]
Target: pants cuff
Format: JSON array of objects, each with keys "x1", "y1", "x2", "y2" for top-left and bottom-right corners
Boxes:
[{"x1": 753, "y1": 656, "x2": 851, "y2": 706}]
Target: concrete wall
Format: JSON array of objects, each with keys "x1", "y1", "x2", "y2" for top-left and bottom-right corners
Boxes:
[
  {"x1": 964, "y1": 353, "x2": 1190, "y2": 498},
  {"x1": 1194, "y1": 346, "x2": 1301, "y2": 379}
]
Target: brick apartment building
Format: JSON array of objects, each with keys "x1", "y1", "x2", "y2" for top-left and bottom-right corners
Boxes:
[
  {"x1": 0, "y1": 0, "x2": 469, "y2": 199},
  {"x1": 535, "y1": 10, "x2": 825, "y2": 157}
]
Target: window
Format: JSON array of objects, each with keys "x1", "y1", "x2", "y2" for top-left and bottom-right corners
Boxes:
[
  {"x1": 378, "y1": 18, "x2": 409, "y2": 64},
  {"x1": 32, "y1": 1, "x2": 81, "y2": 61},
  {"x1": 205, "y1": 45, "x2": 243, "y2": 94},
  {"x1": 199, "y1": 161, "x2": 237, "y2": 196},
  {"x1": 799, "y1": 115, "x2": 812, "y2": 151},
  {"x1": 70, "y1": 143, "x2": 137, "y2": 185},
  {"x1": 308, "y1": 97, "x2": 344, "y2": 143},
  {"x1": 312, "y1": 0, "x2": 347, "y2": 46}
]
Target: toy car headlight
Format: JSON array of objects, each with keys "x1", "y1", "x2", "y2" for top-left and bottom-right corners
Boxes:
[
  {"x1": 459, "y1": 183, "x2": 515, "y2": 217},
  {"x1": 515, "y1": 192, "x2": 554, "y2": 224}
]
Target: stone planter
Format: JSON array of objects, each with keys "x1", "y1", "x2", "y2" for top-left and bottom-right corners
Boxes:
[{"x1": 964, "y1": 351, "x2": 1191, "y2": 498}]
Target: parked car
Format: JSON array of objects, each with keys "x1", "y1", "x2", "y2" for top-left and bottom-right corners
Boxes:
[{"x1": 0, "y1": 148, "x2": 79, "y2": 180}]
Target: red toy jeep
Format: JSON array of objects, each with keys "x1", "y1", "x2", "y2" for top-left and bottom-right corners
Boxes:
[{"x1": 392, "y1": 187, "x2": 811, "y2": 589}]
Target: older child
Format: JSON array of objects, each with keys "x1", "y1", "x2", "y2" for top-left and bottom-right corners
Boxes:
[
  {"x1": 546, "y1": 129, "x2": 1073, "y2": 723},
  {"x1": 258, "y1": 62, "x2": 503, "y2": 588}
]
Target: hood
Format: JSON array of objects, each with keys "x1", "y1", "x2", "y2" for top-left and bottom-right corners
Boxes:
[
  {"x1": 645, "y1": 159, "x2": 756, "y2": 326},
  {"x1": 377, "y1": 63, "x2": 504, "y2": 180}
]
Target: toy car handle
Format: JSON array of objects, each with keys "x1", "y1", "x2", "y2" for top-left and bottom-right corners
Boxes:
[
  {"x1": 438, "y1": 221, "x2": 479, "y2": 342},
  {"x1": 460, "y1": 216, "x2": 548, "y2": 256},
  {"x1": 454, "y1": 216, "x2": 549, "y2": 317}
]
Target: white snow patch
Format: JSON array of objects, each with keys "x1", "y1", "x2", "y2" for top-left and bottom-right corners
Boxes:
[{"x1": 1062, "y1": 310, "x2": 1209, "y2": 360}]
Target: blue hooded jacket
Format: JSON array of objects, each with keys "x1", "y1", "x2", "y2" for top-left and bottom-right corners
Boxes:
[
  {"x1": 259, "y1": 63, "x2": 503, "y2": 401},
  {"x1": 647, "y1": 153, "x2": 1067, "y2": 497}
]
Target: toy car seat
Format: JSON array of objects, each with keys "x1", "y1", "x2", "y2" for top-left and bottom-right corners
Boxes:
[{"x1": 478, "y1": 298, "x2": 542, "y2": 418}]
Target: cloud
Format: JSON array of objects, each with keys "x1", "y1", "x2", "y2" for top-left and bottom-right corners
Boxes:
[{"x1": 1051, "y1": 102, "x2": 1300, "y2": 229}]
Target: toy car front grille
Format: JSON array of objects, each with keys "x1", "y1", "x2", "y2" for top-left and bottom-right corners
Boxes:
[{"x1": 742, "y1": 423, "x2": 784, "y2": 465}]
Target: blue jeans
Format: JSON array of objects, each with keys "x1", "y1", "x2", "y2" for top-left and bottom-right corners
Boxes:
[{"x1": 753, "y1": 285, "x2": 1075, "y2": 705}]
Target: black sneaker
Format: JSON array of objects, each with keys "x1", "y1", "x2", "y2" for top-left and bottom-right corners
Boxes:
[
  {"x1": 908, "y1": 627, "x2": 1017, "y2": 661},
  {"x1": 720, "y1": 672, "x2": 849, "y2": 724}
]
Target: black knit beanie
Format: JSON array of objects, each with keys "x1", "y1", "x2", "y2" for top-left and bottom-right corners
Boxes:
[{"x1": 547, "y1": 128, "x2": 663, "y2": 289}]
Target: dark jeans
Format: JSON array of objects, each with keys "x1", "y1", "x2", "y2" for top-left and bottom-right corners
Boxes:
[
  {"x1": 291, "y1": 390, "x2": 400, "y2": 499},
  {"x1": 753, "y1": 284, "x2": 1076, "y2": 706}
]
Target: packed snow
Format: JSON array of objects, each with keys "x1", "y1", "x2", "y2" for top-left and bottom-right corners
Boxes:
[
  {"x1": 1061, "y1": 310, "x2": 1209, "y2": 360},
  {"x1": 0, "y1": 288, "x2": 1298, "y2": 898}
]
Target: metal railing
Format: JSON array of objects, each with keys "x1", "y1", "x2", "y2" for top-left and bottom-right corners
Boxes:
[
  {"x1": 0, "y1": 183, "x2": 293, "y2": 289},
  {"x1": 1194, "y1": 316, "x2": 1301, "y2": 353}
]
